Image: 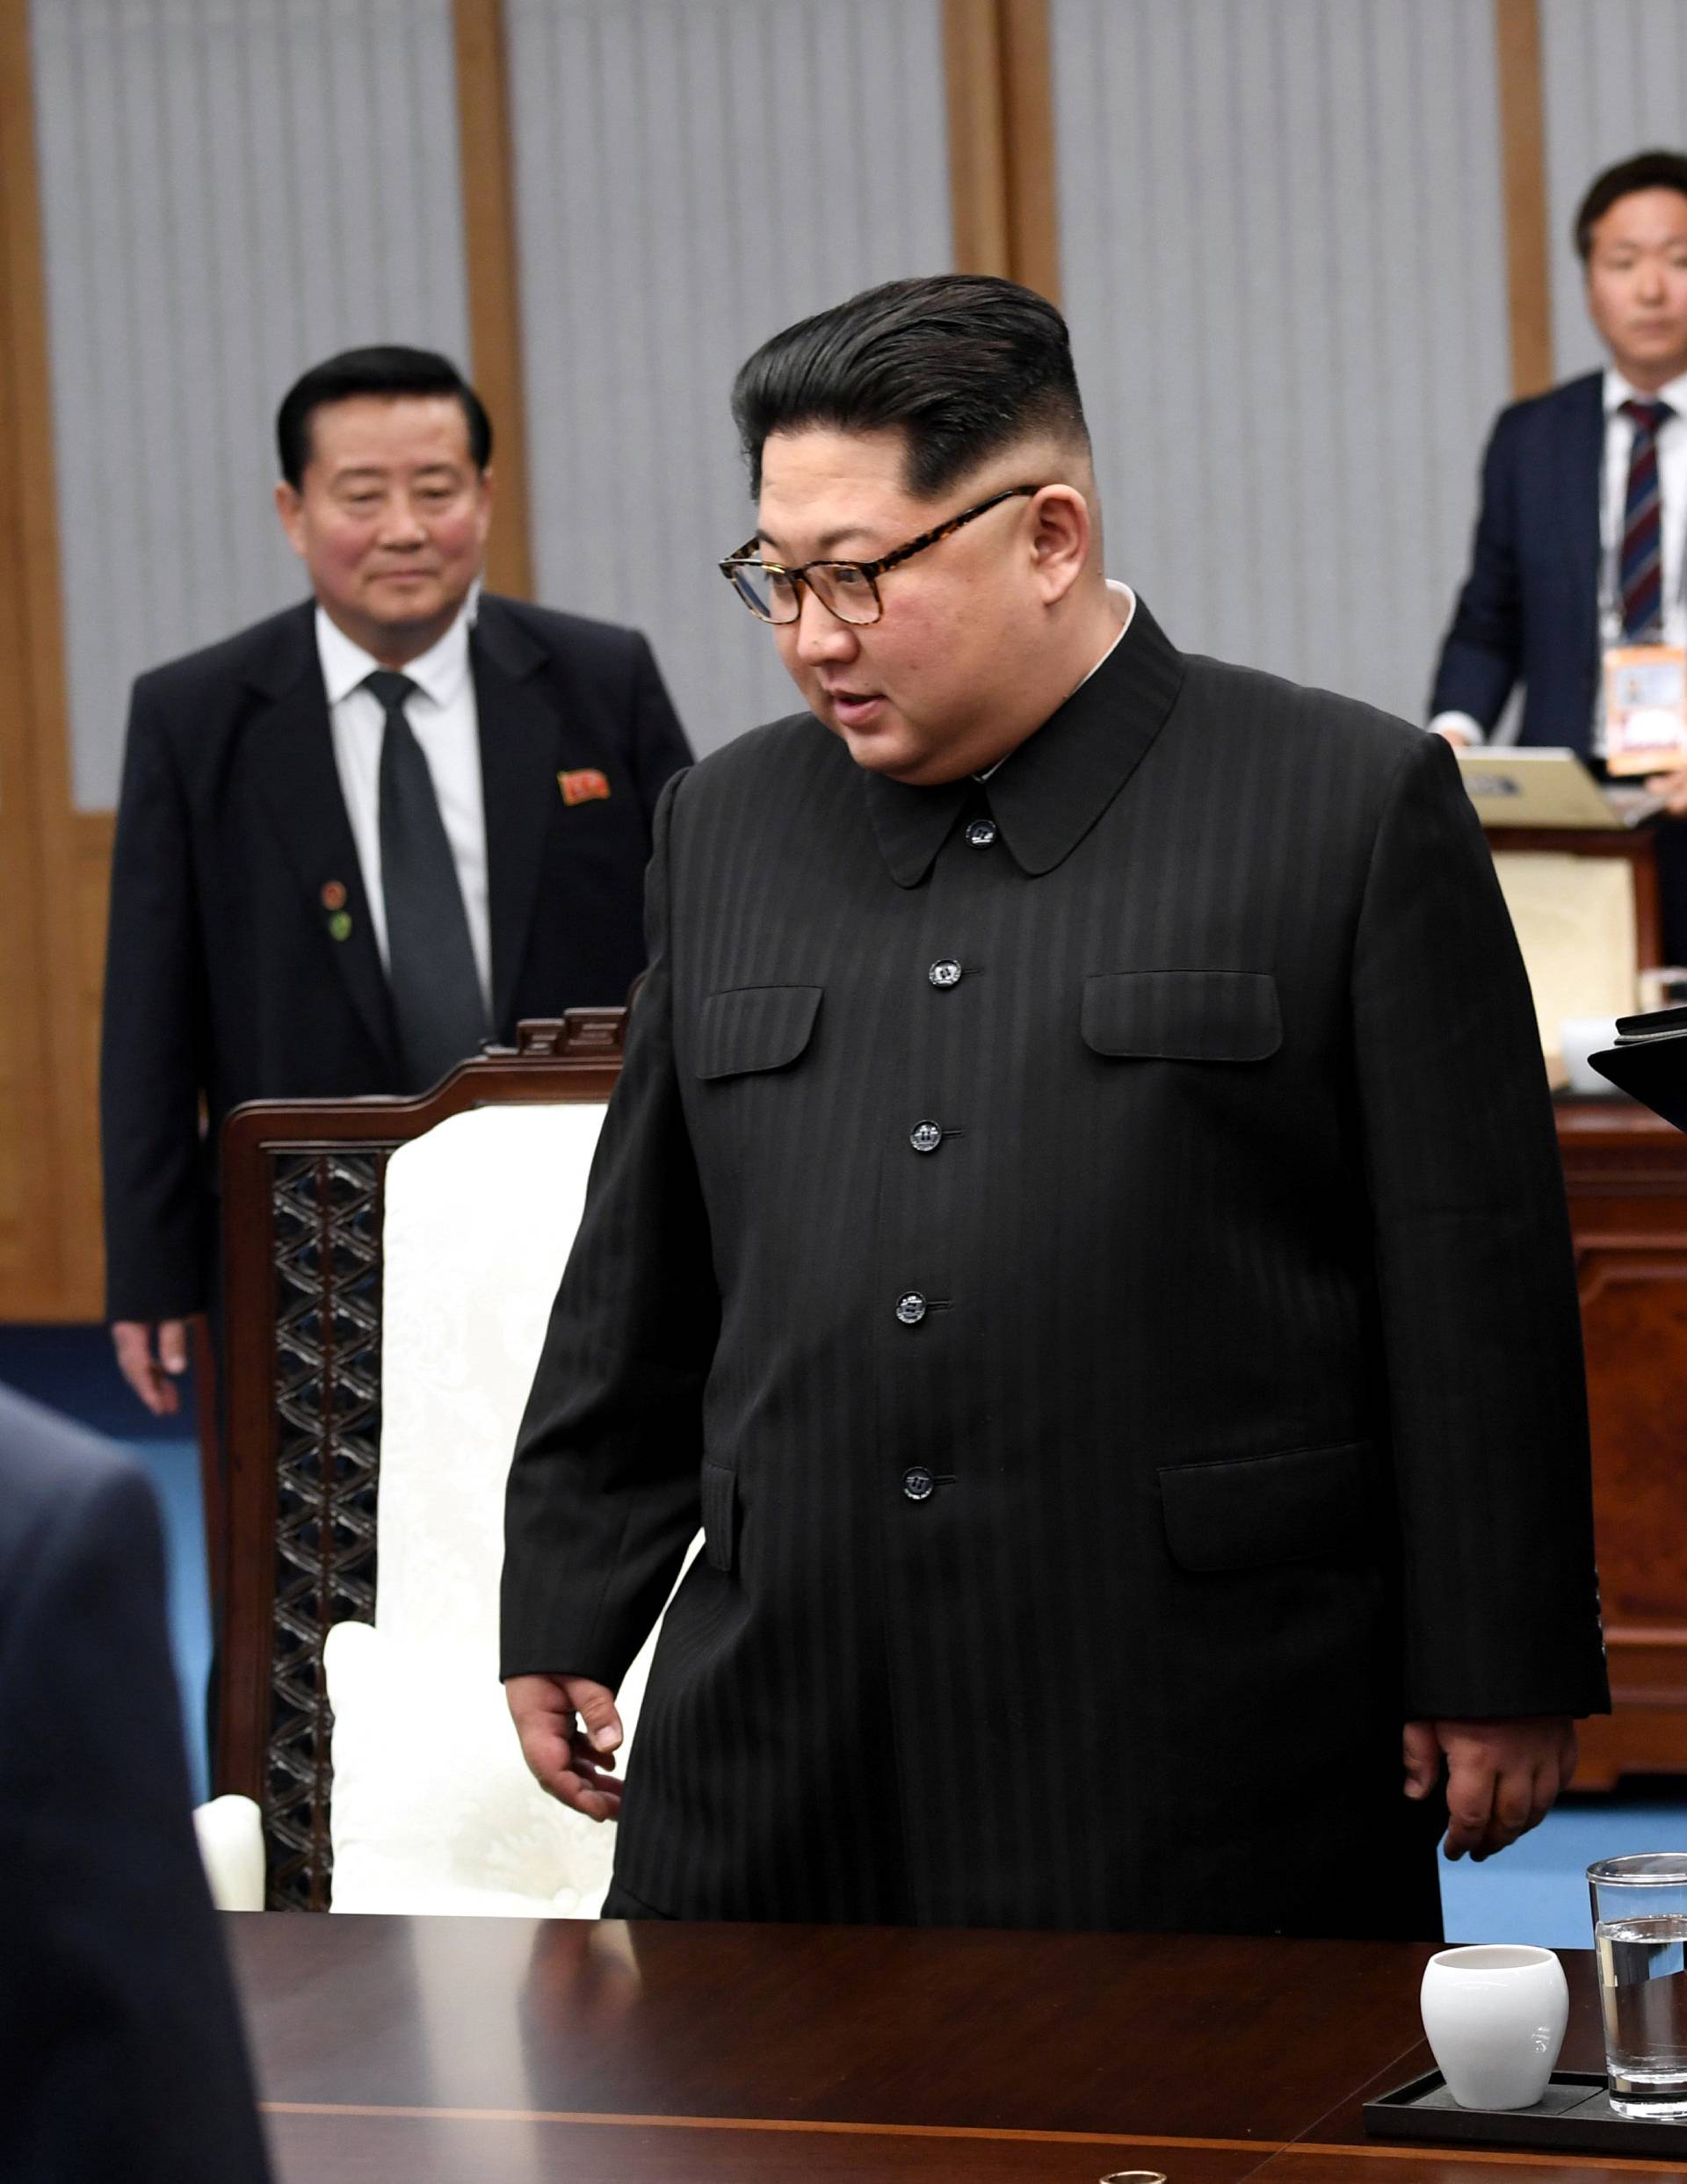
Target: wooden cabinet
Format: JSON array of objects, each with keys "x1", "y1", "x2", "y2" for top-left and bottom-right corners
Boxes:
[{"x1": 1560, "y1": 1097, "x2": 1687, "y2": 1785}]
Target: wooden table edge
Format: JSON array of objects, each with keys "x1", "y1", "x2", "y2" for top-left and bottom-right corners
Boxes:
[
  {"x1": 261, "y1": 2102, "x2": 1687, "y2": 2173},
  {"x1": 258, "y1": 2101, "x2": 1269, "y2": 2151}
]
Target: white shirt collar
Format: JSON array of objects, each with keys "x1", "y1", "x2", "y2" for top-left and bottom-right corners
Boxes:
[
  {"x1": 1081, "y1": 579, "x2": 1135, "y2": 685},
  {"x1": 1603, "y1": 364, "x2": 1687, "y2": 418},
  {"x1": 314, "y1": 597, "x2": 474, "y2": 712}
]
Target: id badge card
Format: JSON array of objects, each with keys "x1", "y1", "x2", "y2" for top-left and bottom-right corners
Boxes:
[{"x1": 1604, "y1": 642, "x2": 1687, "y2": 776}]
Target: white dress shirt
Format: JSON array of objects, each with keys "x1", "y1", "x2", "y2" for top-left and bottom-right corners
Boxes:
[
  {"x1": 1431, "y1": 366, "x2": 1687, "y2": 751},
  {"x1": 315, "y1": 603, "x2": 493, "y2": 1009}
]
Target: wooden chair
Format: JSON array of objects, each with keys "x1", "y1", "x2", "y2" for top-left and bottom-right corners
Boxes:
[{"x1": 214, "y1": 1011, "x2": 625, "y2": 1910}]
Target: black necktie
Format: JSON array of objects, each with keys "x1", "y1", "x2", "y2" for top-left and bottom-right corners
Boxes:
[{"x1": 366, "y1": 669, "x2": 489, "y2": 1092}]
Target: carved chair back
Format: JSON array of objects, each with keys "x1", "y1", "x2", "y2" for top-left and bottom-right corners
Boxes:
[{"x1": 216, "y1": 1012, "x2": 625, "y2": 1908}]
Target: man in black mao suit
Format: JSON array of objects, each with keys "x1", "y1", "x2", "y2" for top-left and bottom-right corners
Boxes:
[
  {"x1": 102, "y1": 346, "x2": 691, "y2": 1414},
  {"x1": 503, "y1": 278, "x2": 1607, "y2": 1938},
  {"x1": 1430, "y1": 150, "x2": 1687, "y2": 956},
  {"x1": 0, "y1": 1384, "x2": 272, "y2": 2180}
]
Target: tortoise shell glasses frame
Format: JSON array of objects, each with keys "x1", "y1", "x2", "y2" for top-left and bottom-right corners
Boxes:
[{"x1": 719, "y1": 483, "x2": 1043, "y2": 626}]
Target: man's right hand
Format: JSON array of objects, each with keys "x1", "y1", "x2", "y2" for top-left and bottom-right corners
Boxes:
[
  {"x1": 112, "y1": 1318, "x2": 191, "y2": 1416},
  {"x1": 506, "y1": 1672, "x2": 625, "y2": 1821}
]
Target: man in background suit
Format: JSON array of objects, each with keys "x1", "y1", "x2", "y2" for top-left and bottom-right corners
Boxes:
[
  {"x1": 0, "y1": 1384, "x2": 272, "y2": 2181},
  {"x1": 103, "y1": 345, "x2": 691, "y2": 1416},
  {"x1": 503, "y1": 277, "x2": 1606, "y2": 1939},
  {"x1": 1430, "y1": 149, "x2": 1687, "y2": 951}
]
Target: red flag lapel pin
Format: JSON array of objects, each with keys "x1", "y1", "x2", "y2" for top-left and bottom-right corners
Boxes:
[{"x1": 558, "y1": 768, "x2": 612, "y2": 806}]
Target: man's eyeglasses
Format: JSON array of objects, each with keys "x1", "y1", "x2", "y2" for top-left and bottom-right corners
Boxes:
[{"x1": 720, "y1": 484, "x2": 1041, "y2": 627}]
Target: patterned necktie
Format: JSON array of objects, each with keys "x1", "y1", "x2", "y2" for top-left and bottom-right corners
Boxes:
[
  {"x1": 366, "y1": 669, "x2": 489, "y2": 1092},
  {"x1": 1620, "y1": 397, "x2": 1674, "y2": 639}
]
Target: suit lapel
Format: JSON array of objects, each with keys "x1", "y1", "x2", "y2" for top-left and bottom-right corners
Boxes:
[
  {"x1": 1560, "y1": 372, "x2": 1605, "y2": 607},
  {"x1": 472, "y1": 599, "x2": 558, "y2": 1031},
  {"x1": 243, "y1": 605, "x2": 397, "y2": 1067}
]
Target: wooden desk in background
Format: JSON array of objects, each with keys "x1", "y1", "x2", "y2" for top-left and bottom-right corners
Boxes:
[
  {"x1": 1470, "y1": 814, "x2": 1687, "y2": 1784},
  {"x1": 228, "y1": 1913, "x2": 1653, "y2": 2184},
  {"x1": 1560, "y1": 1096, "x2": 1687, "y2": 1788},
  {"x1": 1484, "y1": 825, "x2": 1664, "y2": 978}
]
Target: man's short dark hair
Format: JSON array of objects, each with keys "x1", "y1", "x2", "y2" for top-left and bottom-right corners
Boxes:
[
  {"x1": 1575, "y1": 149, "x2": 1687, "y2": 261},
  {"x1": 275, "y1": 345, "x2": 492, "y2": 488},
  {"x1": 731, "y1": 274, "x2": 1089, "y2": 502}
]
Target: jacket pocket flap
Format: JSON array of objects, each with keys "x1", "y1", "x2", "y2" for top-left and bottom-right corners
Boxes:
[
  {"x1": 1082, "y1": 971, "x2": 1281, "y2": 1061},
  {"x1": 700, "y1": 1460, "x2": 736, "y2": 1573},
  {"x1": 695, "y1": 985, "x2": 822, "y2": 1080},
  {"x1": 1159, "y1": 1440, "x2": 1376, "y2": 1573}
]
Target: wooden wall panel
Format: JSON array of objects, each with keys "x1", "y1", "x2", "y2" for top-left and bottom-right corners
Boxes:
[
  {"x1": 69, "y1": 814, "x2": 115, "y2": 1307},
  {"x1": 0, "y1": 0, "x2": 94, "y2": 1319},
  {"x1": 1495, "y1": 0, "x2": 1555, "y2": 397},
  {"x1": 453, "y1": 0, "x2": 532, "y2": 601},
  {"x1": 945, "y1": 0, "x2": 1061, "y2": 300},
  {"x1": 945, "y1": 0, "x2": 1012, "y2": 278},
  {"x1": 1000, "y1": 0, "x2": 1061, "y2": 304}
]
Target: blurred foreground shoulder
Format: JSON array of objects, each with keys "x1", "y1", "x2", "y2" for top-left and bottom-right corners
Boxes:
[{"x1": 0, "y1": 1385, "x2": 273, "y2": 2184}]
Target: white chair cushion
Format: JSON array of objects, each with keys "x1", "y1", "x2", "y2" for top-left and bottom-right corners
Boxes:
[
  {"x1": 192, "y1": 1793, "x2": 265, "y2": 1911},
  {"x1": 373, "y1": 1103, "x2": 609, "y2": 1670},
  {"x1": 327, "y1": 1102, "x2": 699, "y2": 1915},
  {"x1": 325, "y1": 1560, "x2": 683, "y2": 1916},
  {"x1": 325, "y1": 1621, "x2": 612, "y2": 1916}
]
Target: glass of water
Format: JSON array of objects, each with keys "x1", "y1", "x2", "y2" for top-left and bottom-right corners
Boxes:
[{"x1": 1589, "y1": 1854, "x2": 1687, "y2": 2118}]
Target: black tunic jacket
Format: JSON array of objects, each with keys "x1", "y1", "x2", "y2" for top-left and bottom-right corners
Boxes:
[{"x1": 503, "y1": 600, "x2": 1607, "y2": 1937}]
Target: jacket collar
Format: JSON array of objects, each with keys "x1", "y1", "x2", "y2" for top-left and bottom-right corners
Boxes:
[
  {"x1": 1558, "y1": 372, "x2": 1605, "y2": 605},
  {"x1": 469, "y1": 597, "x2": 556, "y2": 1031},
  {"x1": 241, "y1": 603, "x2": 399, "y2": 1066},
  {"x1": 863, "y1": 595, "x2": 1185, "y2": 887},
  {"x1": 243, "y1": 597, "x2": 322, "y2": 702}
]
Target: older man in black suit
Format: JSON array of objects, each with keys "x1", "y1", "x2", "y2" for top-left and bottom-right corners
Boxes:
[
  {"x1": 0, "y1": 1384, "x2": 271, "y2": 2180},
  {"x1": 102, "y1": 344, "x2": 691, "y2": 1417},
  {"x1": 503, "y1": 277, "x2": 1607, "y2": 1939}
]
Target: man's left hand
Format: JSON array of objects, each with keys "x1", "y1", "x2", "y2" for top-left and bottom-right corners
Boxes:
[{"x1": 1402, "y1": 1716, "x2": 1578, "y2": 1862}]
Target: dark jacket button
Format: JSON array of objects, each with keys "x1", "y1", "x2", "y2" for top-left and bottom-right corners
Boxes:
[
  {"x1": 928, "y1": 958, "x2": 962, "y2": 988},
  {"x1": 910, "y1": 1120, "x2": 942, "y2": 1153},
  {"x1": 966, "y1": 819, "x2": 996, "y2": 848},
  {"x1": 895, "y1": 1291, "x2": 927, "y2": 1326},
  {"x1": 902, "y1": 1466, "x2": 935, "y2": 1501}
]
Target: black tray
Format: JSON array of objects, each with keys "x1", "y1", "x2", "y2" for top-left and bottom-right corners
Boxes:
[{"x1": 1365, "y1": 2068, "x2": 1687, "y2": 2156}]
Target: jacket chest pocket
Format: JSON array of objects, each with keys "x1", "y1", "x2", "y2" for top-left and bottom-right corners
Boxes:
[
  {"x1": 1081, "y1": 970, "x2": 1281, "y2": 1062},
  {"x1": 693, "y1": 984, "x2": 822, "y2": 1081}
]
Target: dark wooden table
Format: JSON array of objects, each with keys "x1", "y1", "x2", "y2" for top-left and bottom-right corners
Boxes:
[{"x1": 226, "y1": 1914, "x2": 1685, "y2": 2182}]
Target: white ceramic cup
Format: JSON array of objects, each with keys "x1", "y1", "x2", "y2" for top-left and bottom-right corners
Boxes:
[{"x1": 1419, "y1": 1944, "x2": 1569, "y2": 2110}]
